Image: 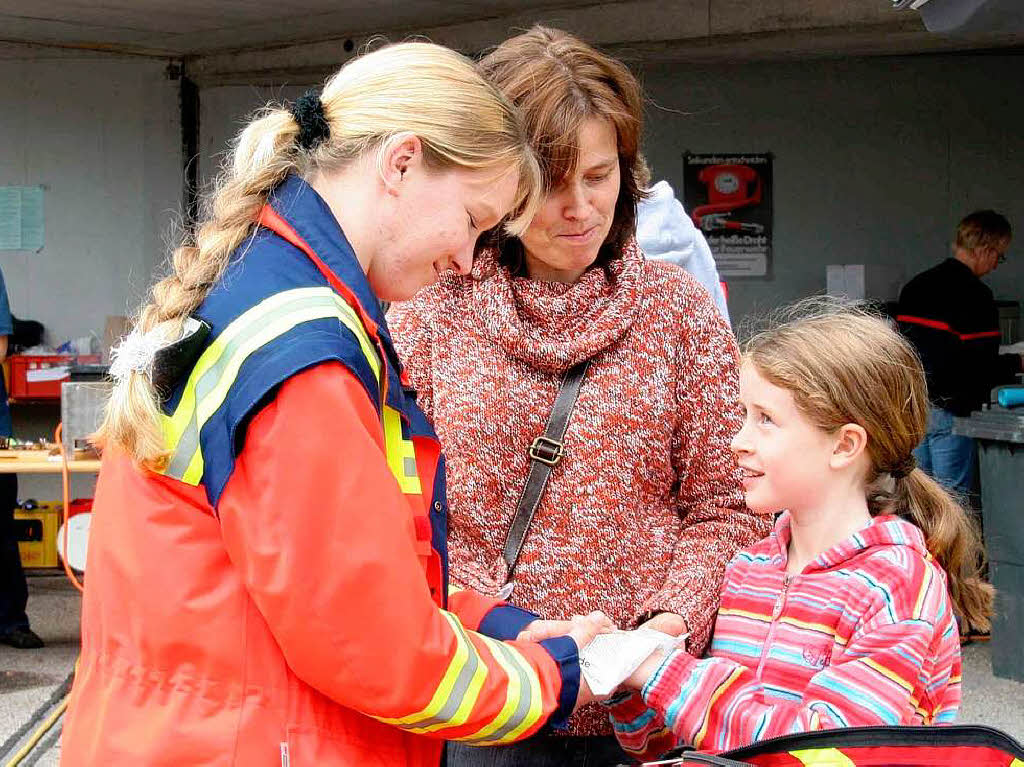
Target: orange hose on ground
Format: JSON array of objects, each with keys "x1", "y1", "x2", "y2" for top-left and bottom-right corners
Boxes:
[{"x1": 54, "y1": 423, "x2": 84, "y2": 593}]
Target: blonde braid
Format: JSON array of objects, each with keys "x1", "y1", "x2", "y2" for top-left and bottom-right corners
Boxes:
[{"x1": 97, "y1": 108, "x2": 301, "y2": 469}]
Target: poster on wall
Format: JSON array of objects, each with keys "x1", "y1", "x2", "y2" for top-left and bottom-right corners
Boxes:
[
  {"x1": 0, "y1": 185, "x2": 45, "y2": 251},
  {"x1": 682, "y1": 152, "x2": 772, "y2": 278}
]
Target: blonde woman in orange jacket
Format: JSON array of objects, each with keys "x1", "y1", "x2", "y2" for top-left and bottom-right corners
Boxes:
[{"x1": 60, "y1": 43, "x2": 610, "y2": 767}]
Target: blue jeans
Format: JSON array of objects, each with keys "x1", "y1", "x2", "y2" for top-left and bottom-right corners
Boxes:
[
  {"x1": 447, "y1": 736, "x2": 633, "y2": 766},
  {"x1": 914, "y1": 406, "x2": 976, "y2": 498}
]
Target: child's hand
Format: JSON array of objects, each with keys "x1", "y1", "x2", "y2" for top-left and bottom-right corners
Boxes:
[
  {"x1": 624, "y1": 649, "x2": 668, "y2": 690},
  {"x1": 574, "y1": 669, "x2": 602, "y2": 709}
]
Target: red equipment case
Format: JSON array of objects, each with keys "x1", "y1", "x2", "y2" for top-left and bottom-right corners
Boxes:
[{"x1": 7, "y1": 354, "x2": 101, "y2": 400}]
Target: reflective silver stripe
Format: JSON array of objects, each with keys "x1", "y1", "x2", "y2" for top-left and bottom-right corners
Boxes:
[
  {"x1": 165, "y1": 401, "x2": 202, "y2": 481},
  {"x1": 401, "y1": 617, "x2": 483, "y2": 731},
  {"x1": 464, "y1": 641, "x2": 534, "y2": 743}
]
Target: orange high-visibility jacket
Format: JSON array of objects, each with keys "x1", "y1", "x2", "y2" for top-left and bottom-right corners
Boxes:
[{"x1": 60, "y1": 176, "x2": 579, "y2": 766}]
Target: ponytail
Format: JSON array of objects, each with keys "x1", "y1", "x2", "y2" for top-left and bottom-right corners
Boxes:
[
  {"x1": 892, "y1": 468, "x2": 994, "y2": 632},
  {"x1": 96, "y1": 108, "x2": 301, "y2": 469}
]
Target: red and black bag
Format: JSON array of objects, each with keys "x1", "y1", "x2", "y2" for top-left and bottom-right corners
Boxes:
[{"x1": 637, "y1": 725, "x2": 1024, "y2": 766}]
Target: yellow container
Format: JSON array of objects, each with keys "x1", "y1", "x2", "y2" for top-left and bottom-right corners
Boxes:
[{"x1": 15, "y1": 502, "x2": 61, "y2": 569}]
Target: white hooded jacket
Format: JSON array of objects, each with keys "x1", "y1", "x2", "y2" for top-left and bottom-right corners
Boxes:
[{"x1": 636, "y1": 180, "x2": 730, "y2": 324}]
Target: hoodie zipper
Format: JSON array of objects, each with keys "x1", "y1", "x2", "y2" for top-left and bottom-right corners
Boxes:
[{"x1": 755, "y1": 574, "x2": 792, "y2": 680}]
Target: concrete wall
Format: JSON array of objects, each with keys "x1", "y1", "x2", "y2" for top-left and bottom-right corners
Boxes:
[
  {"x1": 639, "y1": 52, "x2": 1024, "y2": 327},
  {"x1": 0, "y1": 56, "x2": 181, "y2": 347},
  {"x1": 198, "y1": 52, "x2": 1024, "y2": 332},
  {"x1": 199, "y1": 84, "x2": 304, "y2": 187},
  {"x1": 0, "y1": 56, "x2": 180, "y2": 498}
]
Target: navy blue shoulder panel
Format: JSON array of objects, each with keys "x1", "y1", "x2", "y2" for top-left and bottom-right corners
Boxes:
[
  {"x1": 264, "y1": 176, "x2": 454, "y2": 603},
  {"x1": 200, "y1": 320, "x2": 380, "y2": 507},
  {"x1": 162, "y1": 226, "x2": 382, "y2": 509}
]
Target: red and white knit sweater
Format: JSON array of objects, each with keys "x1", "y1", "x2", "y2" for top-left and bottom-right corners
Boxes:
[{"x1": 389, "y1": 241, "x2": 770, "y2": 735}]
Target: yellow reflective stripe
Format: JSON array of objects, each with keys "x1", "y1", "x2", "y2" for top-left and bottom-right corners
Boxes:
[
  {"x1": 464, "y1": 637, "x2": 544, "y2": 744},
  {"x1": 375, "y1": 611, "x2": 472, "y2": 727},
  {"x1": 489, "y1": 638, "x2": 544, "y2": 741},
  {"x1": 375, "y1": 613, "x2": 545, "y2": 739},
  {"x1": 790, "y1": 747, "x2": 856, "y2": 766},
  {"x1": 1010, "y1": 759, "x2": 1024, "y2": 767},
  {"x1": 161, "y1": 288, "x2": 379, "y2": 484},
  {"x1": 458, "y1": 634, "x2": 523, "y2": 743},
  {"x1": 164, "y1": 425, "x2": 203, "y2": 485},
  {"x1": 402, "y1": 631, "x2": 490, "y2": 735},
  {"x1": 174, "y1": 298, "x2": 374, "y2": 483},
  {"x1": 164, "y1": 288, "x2": 354, "y2": 444},
  {"x1": 383, "y1": 405, "x2": 422, "y2": 495}
]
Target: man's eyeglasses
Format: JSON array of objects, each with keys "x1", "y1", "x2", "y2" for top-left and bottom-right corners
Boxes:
[{"x1": 984, "y1": 246, "x2": 1008, "y2": 264}]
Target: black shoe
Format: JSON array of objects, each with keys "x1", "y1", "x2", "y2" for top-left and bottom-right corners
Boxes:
[{"x1": 0, "y1": 627, "x2": 45, "y2": 649}]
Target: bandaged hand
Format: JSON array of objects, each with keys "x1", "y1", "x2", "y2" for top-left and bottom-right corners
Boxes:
[{"x1": 517, "y1": 611, "x2": 617, "y2": 708}]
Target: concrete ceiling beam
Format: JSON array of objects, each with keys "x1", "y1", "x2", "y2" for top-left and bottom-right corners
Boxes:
[{"x1": 186, "y1": 0, "x2": 1021, "y2": 86}]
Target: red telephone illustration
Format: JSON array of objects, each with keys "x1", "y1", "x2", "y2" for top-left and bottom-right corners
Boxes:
[{"x1": 692, "y1": 164, "x2": 764, "y2": 234}]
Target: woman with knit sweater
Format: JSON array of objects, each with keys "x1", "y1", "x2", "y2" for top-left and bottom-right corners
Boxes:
[{"x1": 389, "y1": 26, "x2": 770, "y2": 765}]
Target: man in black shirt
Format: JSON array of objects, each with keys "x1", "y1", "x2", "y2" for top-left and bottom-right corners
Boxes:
[{"x1": 898, "y1": 210, "x2": 1022, "y2": 497}]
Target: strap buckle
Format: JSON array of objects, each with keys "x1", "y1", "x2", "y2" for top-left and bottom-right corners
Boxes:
[{"x1": 528, "y1": 436, "x2": 563, "y2": 467}]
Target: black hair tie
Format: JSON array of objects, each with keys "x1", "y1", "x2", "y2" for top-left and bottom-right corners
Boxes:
[
  {"x1": 291, "y1": 90, "x2": 330, "y2": 151},
  {"x1": 890, "y1": 455, "x2": 917, "y2": 480}
]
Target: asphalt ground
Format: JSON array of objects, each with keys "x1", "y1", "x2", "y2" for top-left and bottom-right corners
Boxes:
[{"x1": 3, "y1": 574, "x2": 1023, "y2": 765}]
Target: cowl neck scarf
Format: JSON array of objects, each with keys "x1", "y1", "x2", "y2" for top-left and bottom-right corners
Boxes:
[{"x1": 465, "y1": 238, "x2": 646, "y2": 375}]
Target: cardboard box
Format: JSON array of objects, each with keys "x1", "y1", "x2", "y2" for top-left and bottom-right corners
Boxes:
[{"x1": 102, "y1": 315, "x2": 132, "y2": 365}]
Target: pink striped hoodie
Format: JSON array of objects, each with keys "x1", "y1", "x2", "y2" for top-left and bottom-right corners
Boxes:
[{"x1": 608, "y1": 513, "x2": 961, "y2": 760}]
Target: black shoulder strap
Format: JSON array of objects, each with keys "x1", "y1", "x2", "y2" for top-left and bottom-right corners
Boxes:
[{"x1": 497, "y1": 359, "x2": 590, "y2": 600}]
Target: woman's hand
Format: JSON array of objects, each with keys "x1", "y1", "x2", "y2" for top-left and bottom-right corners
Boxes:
[
  {"x1": 516, "y1": 611, "x2": 616, "y2": 710},
  {"x1": 637, "y1": 611, "x2": 688, "y2": 637},
  {"x1": 516, "y1": 610, "x2": 616, "y2": 644}
]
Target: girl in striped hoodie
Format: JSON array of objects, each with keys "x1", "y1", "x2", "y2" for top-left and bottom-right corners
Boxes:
[{"x1": 608, "y1": 300, "x2": 994, "y2": 760}]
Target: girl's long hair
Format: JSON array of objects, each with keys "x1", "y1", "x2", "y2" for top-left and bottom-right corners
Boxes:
[{"x1": 744, "y1": 298, "x2": 993, "y2": 631}]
